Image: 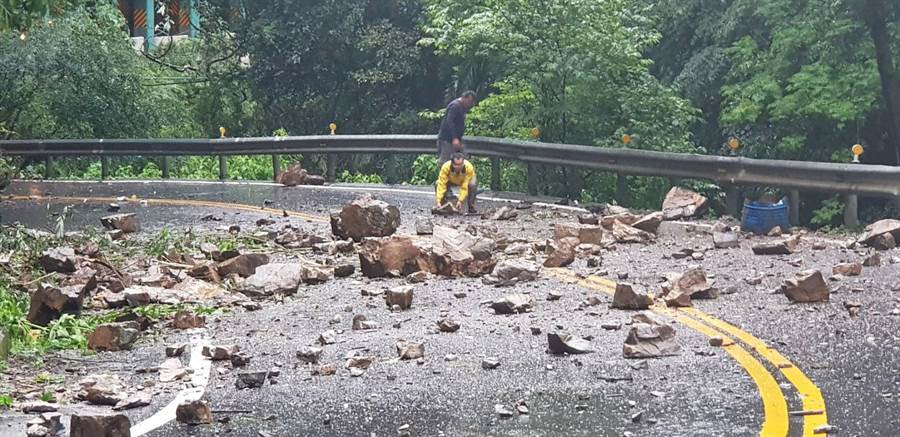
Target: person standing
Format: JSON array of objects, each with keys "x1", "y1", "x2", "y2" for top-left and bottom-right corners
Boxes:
[{"x1": 437, "y1": 91, "x2": 477, "y2": 166}]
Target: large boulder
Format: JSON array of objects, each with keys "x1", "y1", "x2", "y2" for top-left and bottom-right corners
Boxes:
[
  {"x1": 40, "y1": 247, "x2": 77, "y2": 273},
  {"x1": 782, "y1": 270, "x2": 830, "y2": 303},
  {"x1": 417, "y1": 226, "x2": 496, "y2": 277},
  {"x1": 660, "y1": 268, "x2": 717, "y2": 307},
  {"x1": 857, "y1": 219, "x2": 900, "y2": 249},
  {"x1": 100, "y1": 213, "x2": 140, "y2": 234},
  {"x1": 662, "y1": 187, "x2": 708, "y2": 220},
  {"x1": 623, "y1": 311, "x2": 681, "y2": 358},
  {"x1": 611, "y1": 283, "x2": 653, "y2": 310},
  {"x1": 553, "y1": 223, "x2": 603, "y2": 245},
  {"x1": 239, "y1": 263, "x2": 303, "y2": 296},
  {"x1": 217, "y1": 253, "x2": 269, "y2": 278},
  {"x1": 27, "y1": 282, "x2": 89, "y2": 326},
  {"x1": 359, "y1": 236, "x2": 421, "y2": 278},
  {"x1": 277, "y1": 162, "x2": 307, "y2": 187},
  {"x1": 331, "y1": 194, "x2": 401, "y2": 242}
]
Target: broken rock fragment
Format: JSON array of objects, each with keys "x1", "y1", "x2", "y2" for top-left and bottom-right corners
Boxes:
[
  {"x1": 296, "y1": 346, "x2": 323, "y2": 364},
  {"x1": 547, "y1": 333, "x2": 593, "y2": 355},
  {"x1": 713, "y1": 232, "x2": 739, "y2": 249},
  {"x1": 88, "y1": 322, "x2": 140, "y2": 352},
  {"x1": 385, "y1": 286, "x2": 414, "y2": 310},
  {"x1": 217, "y1": 253, "x2": 269, "y2": 278},
  {"x1": 832, "y1": 263, "x2": 862, "y2": 277},
  {"x1": 491, "y1": 294, "x2": 536, "y2": 315},
  {"x1": 662, "y1": 187, "x2": 708, "y2": 220},
  {"x1": 202, "y1": 344, "x2": 240, "y2": 361},
  {"x1": 331, "y1": 194, "x2": 401, "y2": 242},
  {"x1": 176, "y1": 400, "x2": 213, "y2": 425},
  {"x1": 172, "y1": 311, "x2": 206, "y2": 329},
  {"x1": 611, "y1": 220, "x2": 654, "y2": 244},
  {"x1": 40, "y1": 247, "x2": 77, "y2": 273},
  {"x1": 239, "y1": 263, "x2": 302, "y2": 296},
  {"x1": 100, "y1": 213, "x2": 140, "y2": 233},
  {"x1": 857, "y1": 219, "x2": 900, "y2": 250},
  {"x1": 623, "y1": 311, "x2": 681, "y2": 359},
  {"x1": 235, "y1": 371, "x2": 269, "y2": 389},
  {"x1": 484, "y1": 259, "x2": 540, "y2": 286},
  {"x1": 632, "y1": 212, "x2": 663, "y2": 234},
  {"x1": 359, "y1": 236, "x2": 421, "y2": 278},
  {"x1": 543, "y1": 237, "x2": 578, "y2": 268},
  {"x1": 554, "y1": 223, "x2": 603, "y2": 245},
  {"x1": 660, "y1": 269, "x2": 717, "y2": 307},
  {"x1": 27, "y1": 282, "x2": 87, "y2": 326},
  {"x1": 782, "y1": 270, "x2": 830, "y2": 303},
  {"x1": 417, "y1": 226, "x2": 496, "y2": 277},
  {"x1": 752, "y1": 236, "x2": 800, "y2": 255},
  {"x1": 69, "y1": 414, "x2": 131, "y2": 437},
  {"x1": 436, "y1": 318, "x2": 460, "y2": 333},
  {"x1": 611, "y1": 283, "x2": 653, "y2": 310},
  {"x1": 396, "y1": 341, "x2": 425, "y2": 360},
  {"x1": 485, "y1": 206, "x2": 518, "y2": 221}
]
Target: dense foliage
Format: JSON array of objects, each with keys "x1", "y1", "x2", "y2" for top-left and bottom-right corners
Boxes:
[{"x1": 0, "y1": 0, "x2": 897, "y2": 217}]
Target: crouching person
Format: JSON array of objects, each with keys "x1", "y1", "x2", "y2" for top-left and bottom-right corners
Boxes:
[{"x1": 436, "y1": 152, "x2": 477, "y2": 214}]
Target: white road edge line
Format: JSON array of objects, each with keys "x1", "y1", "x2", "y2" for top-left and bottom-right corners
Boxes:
[{"x1": 130, "y1": 335, "x2": 211, "y2": 437}]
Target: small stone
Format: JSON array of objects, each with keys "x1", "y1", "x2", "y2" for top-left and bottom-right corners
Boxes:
[
  {"x1": 112, "y1": 392, "x2": 151, "y2": 411},
  {"x1": 202, "y1": 344, "x2": 240, "y2": 361},
  {"x1": 495, "y1": 404, "x2": 515, "y2": 418},
  {"x1": 491, "y1": 294, "x2": 536, "y2": 314},
  {"x1": 863, "y1": 253, "x2": 881, "y2": 267},
  {"x1": 437, "y1": 318, "x2": 461, "y2": 333},
  {"x1": 547, "y1": 291, "x2": 563, "y2": 301},
  {"x1": 173, "y1": 311, "x2": 206, "y2": 329},
  {"x1": 20, "y1": 401, "x2": 60, "y2": 413},
  {"x1": 482, "y1": 358, "x2": 501, "y2": 369},
  {"x1": 235, "y1": 371, "x2": 269, "y2": 389},
  {"x1": 165, "y1": 343, "x2": 186, "y2": 358},
  {"x1": 385, "y1": 286, "x2": 414, "y2": 310},
  {"x1": 318, "y1": 330, "x2": 337, "y2": 345},
  {"x1": 832, "y1": 262, "x2": 862, "y2": 277},
  {"x1": 230, "y1": 352, "x2": 251, "y2": 367},
  {"x1": 709, "y1": 337, "x2": 725, "y2": 347},
  {"x1": 297, "y1": 346, "x2": 323, "y2": 364},
  {"x1": 396, "y1": 341, "x2": 425, "y2": 360},
  {"x1": 88, "y1": 322, "x2": 140, "y2": 352},
  {"x1": 70, "y1": 414, "x2": 131, "y2": 437},
  {"x1": 454, "y1": 292, "x2": 467, "y2": 299},
  {"x1": 406, "y1": 271, "x2": 429, "y2": 284},
  {"x1": 547, "y1": 333, "x2": 592, "y2": 355}
]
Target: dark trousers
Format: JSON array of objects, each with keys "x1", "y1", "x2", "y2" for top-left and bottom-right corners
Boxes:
[{"x1": 437, "y1": 140, "x2": 465, "y2": 166}]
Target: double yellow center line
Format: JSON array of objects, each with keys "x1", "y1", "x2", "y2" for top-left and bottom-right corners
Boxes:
[{"x1": 551, "y1": 270, "x2": 829, "y2": 437}]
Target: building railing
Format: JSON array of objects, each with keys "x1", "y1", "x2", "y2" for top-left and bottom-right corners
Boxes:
[{"x1": 2, "y1": 134, "x2": 895, "y2": 226}]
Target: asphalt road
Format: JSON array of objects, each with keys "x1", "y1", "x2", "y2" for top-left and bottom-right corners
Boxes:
[{"x1": 1, "y1": 179, "x2": 898, "y2": 437}]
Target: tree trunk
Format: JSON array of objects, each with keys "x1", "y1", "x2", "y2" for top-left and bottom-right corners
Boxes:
[{"x1": 863, "y1": 0, "x2": 900, "y2": 164}]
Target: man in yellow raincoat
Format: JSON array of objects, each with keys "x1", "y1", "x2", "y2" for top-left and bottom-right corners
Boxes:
[{"x1": 435, "y1": 152, "x2": 477, "y2": 214}]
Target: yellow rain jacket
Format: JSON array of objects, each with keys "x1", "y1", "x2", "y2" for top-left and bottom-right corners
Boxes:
[{"x1": 436, "y1": 160, "x2": 476, "y2": 204}]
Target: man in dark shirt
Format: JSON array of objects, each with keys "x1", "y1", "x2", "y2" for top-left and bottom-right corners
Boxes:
[{"x1": 437, "y1": 91, "x2": 477, "y2": 166}]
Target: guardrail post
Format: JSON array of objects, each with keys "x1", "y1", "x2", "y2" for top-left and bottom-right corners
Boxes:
[
  {"x1": 384, "y1": 155, "x2": 397, "y2": 184},
  {"x1": 326, "y1": 153, "x2": 337, "y2": 182},
  {"x1": 788, "y1": 190, "x2": 800, "y2": 226},
  {"x1": 843, "y1": 194, "x2": 859, "y2": 227},
  {"x1": 218, "y1": 156, "x2": 227, "y2": 181},
  {"x1": 490, "y1": 157, "x2": 501, "y2": 191},
  {"x1": 615, "y1": 173, "x2": 629, "y2": 207},
  {"x1": 44, "y1": 157, "x2": 53, "y2": 179},
  {"x1": 161, "y1": 157, "x2": 170, "y2": 179},
  {"x1": 100, "y1": 157, "x2": 109, "y2": 180},
  {"x1": 526, "y1": 163, "x2": 537, "y2": 195},
  {"x1": 272, "y1": 154, "x2": 281, "y2": 182},
  {"x1": 724, "y1": 185, "x2": 740, "y2": 218}
]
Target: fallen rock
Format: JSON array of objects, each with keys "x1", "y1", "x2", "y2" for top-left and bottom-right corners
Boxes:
[
  {"x1": 832, "y1": 263, "x2": 862, "y2": 277},
  {"x1": 166, "y1": 344, "x2": 186, "y2": 357},
  {"x1": 623, "y1": 311, "x2": 681, "y2": 358},
  {"x1": 187, "y1": 262, "x2": 221, "y2": 283},
  {"x1": 767, "y1": 226, "x2": 783, "y2": 237},
  {"x1": 159, "y1": 358, "x2": 188, "y2": 382},
  {"x1": 359, "y1": 236, "x2": 421, "y2": 278},
  {"x1": 844, "y1": 301, "x2": 862, "y2": 317},
  {"x1": 172, "y1": 311, "x2": 206, "y2": 329},
  {"x1": 88, "y1": 322, "x2": 140, "y2": 351},
  {"x1": 601, "y1": 212, "x2": 638, "y2": 229},
  {"x1": 385, "y1": 286, "x2": 414, "y2": 310},
  {"x1": 491, "y1": 294, "x2": 536, "y2": 314},
  {"x1": 554, "y1": 223, "x2": 603, "y2": 245},
  {"x1": 70, "y1": 414, "x2": 131, "y2": 437},
  {"x1": 331, "y1": 194, "x2": 401, "y2": 242},
  {"x1": 857, "y1": 219, "x2": 900, "y2": 249},
  {"x1": 431, "y1": 202, "x2": 458, "y2": 216},
  {"x1": 202, "y1": 344, "x2": 239, "y2": 361},
  {"x1": 240, "y1": 263, "x2": 302, "y2": 296},
  {"x1": 318, "y1": 330, "x2": 337, "y2": 345},
  {"x1": 863, "y1": 253, "x2": 881, "y2": 267},
  {"x1": 78, "y1": 374, "x2": 127, "y2": 406},
  {"x1": 415, "y1": 219, "x2": 434, "y2": 235},
  {"x1": 547, "y1": 333, "x2": 593, "y2": 355},
  {"x1": 406, "y1": 271, "x2": 429, "y2": 284},
  {"x1": 577, "y1": 214, "x2": 599, "y2": 225},
  {"x1": 25, "y1": 412, "x2": 63, "y2": 437},
  {"x1": 296, "y1": 346, "x2": 323, "y2": 364},
  {"x1": 632, "y1": 212, "x2": 663, "y2": 233},
  {"x1": 27, "y1": 282, "x2": 87, "y2": 326},
  {"x1": 611, "y1": 283, "x2": 653, "y2": 310},
  {"x1": 543, "y1": 237, "x2": 578, "y2": 268},
  {"x1": 436, "y1": 318, "x2": 460, "y2": 333},
  {"x1": 40, "y1": 247, "x2": 77, "y2": 273},
  {"x1": 305, "y1": 174, "x2": 326, "y2": 186},
  {"x1": 217, "y1": 253, "x2": 269, "y2": 278},
  {"x1": 112, "y1": 392, "x2": 151, "y2": 411},
  {"x1": 396, "y1": 341, "x2": 425, "y2": 360},
  {"x1": 782, "y1": 270, "x2": 830, "y2": 303},
  {"x1": 300, "y1": 262, "x2": 334, "y2": 284},
  {"x1": 20, "y1": 401, "x2": 60, "y2": 413},
  {"x1": 662, "y1": 187, "x2": 708, "y2": 220},
  {"x1": 100, "y1": 213, "x2": 140, "y2": 234},
  {"x1": 235, "y1": 371, "x2": 269, "y2": 389},
  {"x1": 333, "y1": 263, "x2": 355, "y2": 278},
  {"x1": 346, "y1": 356, "x2": 375, "y2": 371},
  {"x1": 713, "y1": 232, "x2": 740, "y2": 249},
  {"x1": 611, "y1": 220, "x2": 654, "y2": 243},
  {"x1": 176, "y1": 400, "x2": 213, "y2": 425},
  {"x1": 417, "y1": 226, "x2": 496, "y2": 277},
  {"x1": 482, "y1": 358, "x2": 501, "y2": 369},
  {"x1": 277, "y1": 162, "x2": 307, "y2": 186},
  {"x1": 661, "y1": 269, "x2": 717, "y2": 307},
  {"x1": 752, "y1": 236, "x2": 800, "y2": 255},
  {"x1": 484, "y1": 259, "x2": 540, "y2": 286},
  {"x1": 352, "y1": 315, "x2": 379, "y2": 331},
  {"x1": 485, "y1": 206, "x2": 518, "y2": 221}
]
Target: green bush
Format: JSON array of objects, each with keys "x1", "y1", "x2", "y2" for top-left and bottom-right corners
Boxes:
[
  {"x1": 337, "y1": 171, "x2": 384, "y2": 184},
  {"x1": 811, "y1": 197, "x2": 845, "y2": 228}
]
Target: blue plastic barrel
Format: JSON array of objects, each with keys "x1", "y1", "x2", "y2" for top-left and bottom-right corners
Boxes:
[{"x1": 741, "y1": 199, "x2": 791, "y2": 235}]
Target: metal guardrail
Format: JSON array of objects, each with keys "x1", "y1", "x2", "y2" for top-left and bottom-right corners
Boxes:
[{"x1": 1, "y1": 134, "x2": 896, "y2": 225}]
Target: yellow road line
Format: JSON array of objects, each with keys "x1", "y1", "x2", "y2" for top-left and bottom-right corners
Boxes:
[
  {"x1": 548, "y1": 269, "x2": 790, "y2": 436},
  {"x1": 6, "y1": 195, "x2": 329, "y2": 223},
  {"x1": 681, "y1": 307, "x2": 829, "y2": 436}
]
